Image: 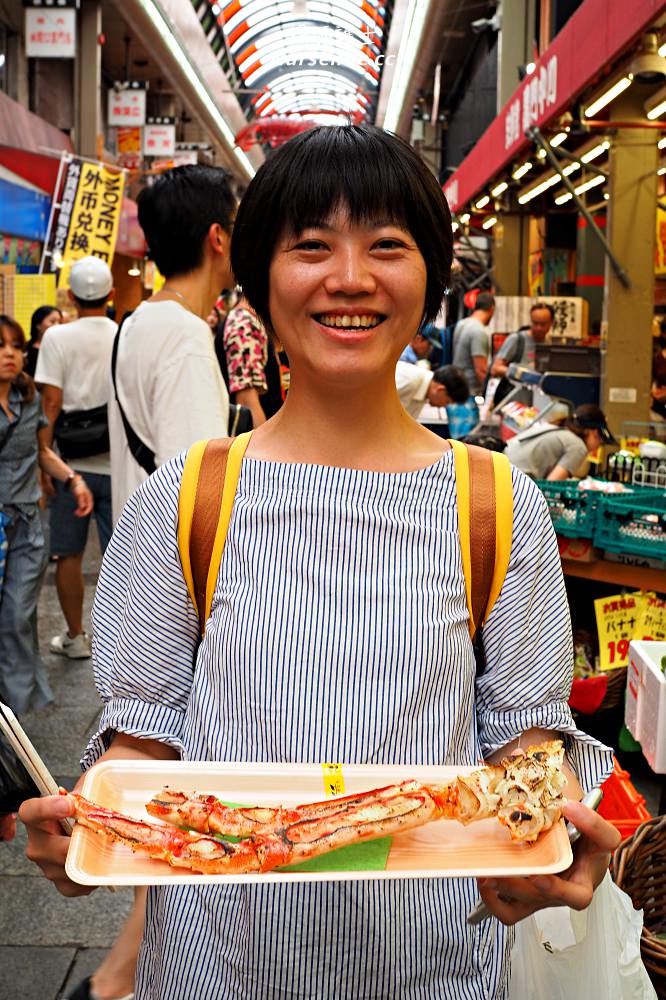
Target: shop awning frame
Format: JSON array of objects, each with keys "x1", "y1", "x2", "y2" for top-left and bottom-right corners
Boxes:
[{"x1": 443, "y1": 0, "x2": 666, "y2": 215}]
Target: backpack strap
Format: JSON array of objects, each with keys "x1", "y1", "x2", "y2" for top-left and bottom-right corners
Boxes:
[
  {"x1": 178, "y1": 431, "x2": 253, "y2": 636},
  {"x1": 449, "y1": 440, "x2": 513, "y2": 638}
]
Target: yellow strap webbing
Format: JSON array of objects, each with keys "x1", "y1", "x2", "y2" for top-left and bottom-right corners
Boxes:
[
  {"x1": 177, "y1": 438, "x2": 209, "y2": 616},
  {"x1": 204, "y1": 431, "x2": 253, "y2": 625}
]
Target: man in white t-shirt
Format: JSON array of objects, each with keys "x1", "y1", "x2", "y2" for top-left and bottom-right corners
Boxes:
[
  {"x1": 109, "y1": 164, "x2": 232, "y2": 522},
  {"x1": 36, "y1": 256, "x2": 117, "y2": 659},
  {"x1": 395, "y1": 361, "x2": 469, "y2": 418}
]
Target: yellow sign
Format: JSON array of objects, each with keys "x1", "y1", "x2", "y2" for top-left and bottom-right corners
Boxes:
[
  {"x1": 61, "y1": 162, "x2": 125, "y2": 285},
  {"x1": 594, "y1": 591, "x2": 650, "y2": 671},
  {"x1": 656, "y1": 206, "x2": 666, "y2": 276},
  {"x1": 636, "y1": 593, "x2": 666, "y2": 642},
  {"x1": 322, "y1": 763, "x2": 345, "y2": 798}
]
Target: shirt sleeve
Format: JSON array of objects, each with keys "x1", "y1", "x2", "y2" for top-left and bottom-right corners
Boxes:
[
  {"x1": 469, "y1": 326, "x2": 488, "y2": 358},
  {"x1": 496, "y1": 333, "x2": 518, "y2": 362},
  {"x1": 475, "y1": 468, "x2": 613, "y2": 792},
  {"x1": 557, "y1": 433, "x2": 589, "y2": 475},
  {"x1": 36, "y1": 392, "x2": 49, "y2": 431},
  {"x1": 152, "y1": 350, "x2": 229, "y2": 468},
  {"x1": 223, "y1": 308, "x2": 269, "y2": 394},
  {"x1": 83, "y1": 454, "x2": 199, "y2": 767},
  {"x1": 33, "y1": 329, "x2": 64, "y2": 389}
]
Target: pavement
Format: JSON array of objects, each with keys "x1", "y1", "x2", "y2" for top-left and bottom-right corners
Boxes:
[{"x1": 0, "y1": 533, "x2": 133, "y2": 1000}]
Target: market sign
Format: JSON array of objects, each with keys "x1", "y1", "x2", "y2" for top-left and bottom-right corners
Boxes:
[
  {"x1": 108, "y1": 82, "x2": 147, "y2": 127},
  {"x1": 443, "y1": 0, "x2": 662, "y2": 213},
  {"x1": 143, "y1": 117, "x2": 176, "y2": 158},
  {"x1": 41, "y1": 155, "x2": 125, "y2": 281},
  {"x1": 594, "y1": 590, "x2": 660, "y2": 671},
  {"x1": 116, "y1": 126, "x2": 142, "y2": 170},
  {"x1": 25, "y1": 8, "x2": 76, "y2": 58}
]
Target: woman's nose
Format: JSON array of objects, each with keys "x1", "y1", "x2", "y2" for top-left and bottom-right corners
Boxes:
[{"x1": 323, "y1": 248, "x2": 376, "y2": 295}]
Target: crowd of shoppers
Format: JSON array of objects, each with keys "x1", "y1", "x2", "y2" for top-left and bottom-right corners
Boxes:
[{"x1": 0, "y1": 132, "x2": 631, "y2": 1000}]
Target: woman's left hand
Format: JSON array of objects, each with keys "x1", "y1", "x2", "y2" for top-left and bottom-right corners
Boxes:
[
  {"x1": 476, "y1": 800, "x2": 621, "y2": 925},
  {"x1": 72, "y1": 479, "x2": 94, "y2": 517}
]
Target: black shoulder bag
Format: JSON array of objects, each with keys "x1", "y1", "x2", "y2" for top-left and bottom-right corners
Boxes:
[{"x1": 110, "y1": 316, "x2": 157, "y2": 475}]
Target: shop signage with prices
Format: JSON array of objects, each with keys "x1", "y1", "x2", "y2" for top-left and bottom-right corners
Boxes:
[
  {"x1": 143, "y1": 117, "x2": 176, "y2": 158},
  {"x1": 594, "y1": 591, "x2": 656, "y2": 672},
  {"x1": 25, "y1": 6, "x2": 76, "y2": 58},
  {"x1": 108, "y1": 82, "x2": 147, "y2": 127}
]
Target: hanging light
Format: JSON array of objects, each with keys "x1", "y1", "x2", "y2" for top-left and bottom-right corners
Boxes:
[
  {"x1": 474, "y1": 194, "x2": 490, "y2": 209},
  {"x1": 491, "y1": 181, "x2": 508, "y2": 197},
  {"x1": 580, "y1": 140, "x2": 610, "y2": 163},
  {"x1": 482, "y1": 216, "x2": 498, "y2": 230},
  {"x1": 550, "y1": 132, "x2": 568, "y2": 147},
  {"x1": 512, "y1": 161, "x2": 532, "y2": 180},
  {"x1": 128, "y1": 264, "x2": 141, "y2": 277},
  {"x1": 459, "y1": 212, "x2": 471, "y2": 224},
  {"x1": 584, "y1": 73, "x2": 633, "y2": 117}
]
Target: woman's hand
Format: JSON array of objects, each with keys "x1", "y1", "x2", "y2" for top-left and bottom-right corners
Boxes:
[
  {"x1": 71, "y1": 478, "x2": 94, "y2": 517},
  {"x1": 476, "y1": 800, "x2": 621, "y2": 926},
  {"x1": 18, "y1": 793, "x2": 94, "y2": 898}
]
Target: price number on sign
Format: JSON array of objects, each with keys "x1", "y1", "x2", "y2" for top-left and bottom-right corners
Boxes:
[{"x1": 606, "y1": 639, "x2": 630, "y2": 665}]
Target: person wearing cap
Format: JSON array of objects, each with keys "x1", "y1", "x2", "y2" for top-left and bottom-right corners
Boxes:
[
  {"x1": 399, "y1": 328, "x2": 434, "y2": 365},
  {"x1": 505, "y1": 403, "x2": 616, "y2": 481},
  {"x1": 35, "y1": 255, "x2": 116, "y2": 660}
]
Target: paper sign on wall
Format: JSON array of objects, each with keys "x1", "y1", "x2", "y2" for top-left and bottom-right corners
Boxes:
[{"x1": 594, "y1": 591, "x2": 652, "y2": 671}]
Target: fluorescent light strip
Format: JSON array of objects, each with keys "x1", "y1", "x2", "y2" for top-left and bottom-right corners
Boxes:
[
  {"x1": 580, "y1": 140, "x2": 610, "y2": 163},
  {"x1": 518, "y1": 163, "x2": 580, "y2": 204},
  {"x1": 491, "y1": 181, "x2": 508, "y2": 197},
  {"x1": 459, "y1": 213, "x2": 470, "y2": 224},
  {"x1": 648, "y1": 99, "x2": 666, "y2": 121},
  {"x1": 554, "y1": 173, "x2": 606, "y2": 204},
  {"x1": 554, "y1": 192, "x2": 572, "y2": 205},
  {"x1": 136, "y1": 0, "x2": 255, "y2": 177},
  {"x1": 482, "y1": 216, "x2": 498, "y2": 230},
  {"x1": 659, "y1": 137, "x2": 666, "y2": 150},
  {"x1": 383, "y1": 0, "x2": 431, "y2": 132},
  {"x1": 550, "y1": 132, "x2": 568, "y2": 147},
  {"x1": 474, "y1": 194, "x2": 490, "y2": 209},
  {"x1": 584, "y1": 75, "x2": 633, "y2": 118},
  {"x1": 660, "y1": 41, "x2": 666, "y2": 58},
  {"x1": 512, "y1": 161, "x2": 532, "y2": 180}
]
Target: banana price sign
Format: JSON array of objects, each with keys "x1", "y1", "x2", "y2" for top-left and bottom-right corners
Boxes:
[{"x1": 594, "y1": 592, "x2": 650, "y2": 672}]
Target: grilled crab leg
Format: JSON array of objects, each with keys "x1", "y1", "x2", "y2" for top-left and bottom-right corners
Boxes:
[{"x1": 146, "y1": 740, "x2": 567, "y2": 845}]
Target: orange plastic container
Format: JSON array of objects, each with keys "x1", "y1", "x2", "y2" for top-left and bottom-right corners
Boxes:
[{"x1": 599, "y1": 759, "x2": 652, "y2": 841}]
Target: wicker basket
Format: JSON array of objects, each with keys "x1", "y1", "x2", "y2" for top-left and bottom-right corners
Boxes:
[
  {"x1": 600, "y1": 666, "x2": 628, "y2": 711},
  {"x1": 612, "y1": 814, "x2": 666, "y2": 996}
]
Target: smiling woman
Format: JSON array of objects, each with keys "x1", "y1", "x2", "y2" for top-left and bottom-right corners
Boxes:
[{"x1": 20, "y1": 126, "x2": 618, "y2": 1000}]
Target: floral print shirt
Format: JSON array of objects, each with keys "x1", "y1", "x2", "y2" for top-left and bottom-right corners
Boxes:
[{"x1": 223, "y1": 306, "x2": 268, "y2": 395}]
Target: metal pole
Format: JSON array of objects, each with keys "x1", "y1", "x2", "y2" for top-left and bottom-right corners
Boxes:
[
  {"x1": 453, "y1": 218, "x2": 503, "y2": 294},
  {"x1": 528, "y1": 126, "x2": 630, "y2": 289}
]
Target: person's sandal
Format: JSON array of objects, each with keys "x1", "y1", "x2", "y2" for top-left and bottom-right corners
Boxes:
[{"x1": 65, "y1": 977, "x2": 134, "y2": 1000}]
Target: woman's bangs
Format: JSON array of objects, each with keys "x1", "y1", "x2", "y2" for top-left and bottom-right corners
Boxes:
[{"x1": 278, "y1": 132, "x2": 414, "y2": 237}]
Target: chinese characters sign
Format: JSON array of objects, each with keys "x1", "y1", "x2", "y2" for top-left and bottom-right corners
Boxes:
[
  {"x1": 25, "y1": 8, "x2": 76, "y2": 58},
  {"x1": 108, "y1": 86, "x2": 147, "y2": 127},
  {"x1": 594, "y1": 591, "x2": 654, "y2": 671},
  {"x1": 42, "y1": 156, "x2": 125, "y2": 281},
  {"x1": 504, "y1": 56, "x2": 558, "y2": 150},
  {"x1": 143, "y1": 118, "x2": 176, "y2": 158}
]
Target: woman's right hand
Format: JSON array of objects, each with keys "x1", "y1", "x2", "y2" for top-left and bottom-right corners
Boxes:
[{"x1": 18, "y1": 793, "x2": 94, "y2": 897}]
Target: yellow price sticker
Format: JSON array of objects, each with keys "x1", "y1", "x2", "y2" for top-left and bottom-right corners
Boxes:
[
  {"x1": 322, "y1": 763, "x2": 345, "y2": 798},
  {"x1": 636, "y1": 593, "x2": 666, "y2": 642}
]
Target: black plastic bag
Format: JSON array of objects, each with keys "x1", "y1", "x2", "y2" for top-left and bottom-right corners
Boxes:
[{"x1": 0, "y1": 733, "x2": 39, "y2": 815}]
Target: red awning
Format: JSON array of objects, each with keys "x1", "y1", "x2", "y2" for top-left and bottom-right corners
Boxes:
[
  {"x1": 443, "y1": 0, "x2": 666, "y2": 213},
  {"x1": 0, "y1": 91, "x2": 72, "y2": 161}
]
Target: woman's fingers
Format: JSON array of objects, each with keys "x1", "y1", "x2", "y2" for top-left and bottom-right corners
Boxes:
[
  {"x1": 17, "y1": 794, "x2": 93, "y2": 896},
  {"x1": 562, "y1": 801, "x2": 621, "y2": 853},
  {"x1": 19, "y1": 792, "x2": 73, "y2": 833}
]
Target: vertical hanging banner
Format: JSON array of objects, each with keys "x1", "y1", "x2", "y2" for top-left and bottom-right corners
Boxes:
[{"x1": 40, "y1": 156, "x2": 125, "y2": 283}]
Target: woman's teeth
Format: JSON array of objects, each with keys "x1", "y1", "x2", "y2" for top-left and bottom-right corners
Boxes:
[{"x1": 317, "y1": 314, "x2": 383, "y2": 329}]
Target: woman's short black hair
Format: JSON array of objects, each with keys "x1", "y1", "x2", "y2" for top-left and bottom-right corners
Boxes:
[
  {"x1": 231, "y1": 125, "x2": 453, "y2": 332},
  {"x1": 137, "y1": 165, "x2": 236, "y2": 278}
]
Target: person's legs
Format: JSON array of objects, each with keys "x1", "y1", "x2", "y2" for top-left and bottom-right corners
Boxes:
[
  {"x1": 0, "y1": 508, "x2": 53, "y2": 713},
  {"x1": 49, "y1": 478, "x2": 90, "y2": 656},
  {"x1": 87, "y1": 472, "x2": 113, "y2": 555}
]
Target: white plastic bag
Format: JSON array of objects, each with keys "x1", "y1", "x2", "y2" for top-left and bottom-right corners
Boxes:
[{"x1": 508, "y1": 872, "x2": 657, "y2": 1000}]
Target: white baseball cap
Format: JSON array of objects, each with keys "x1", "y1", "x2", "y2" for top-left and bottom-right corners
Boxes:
[{"x1": 69, "y1": 256, "x2": 113, "y2": 301}]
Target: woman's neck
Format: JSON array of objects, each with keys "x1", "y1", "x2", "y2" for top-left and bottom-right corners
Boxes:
[
  {"x1": 0, "y1": 380, "x2": 11, "y2": 405},
  {"x1": 249, "y1": 371, "x2": 447, "y2": 471}
]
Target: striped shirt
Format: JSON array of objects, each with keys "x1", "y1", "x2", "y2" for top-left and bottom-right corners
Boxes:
[{"x1": 88, "y1": 451, "x2": 613, "y2": 1000}]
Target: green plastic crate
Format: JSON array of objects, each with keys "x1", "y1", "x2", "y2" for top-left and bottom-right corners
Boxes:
[
  {"x1": 593, "y1": 491, "x2": 666, "y2": 561},
  {"x1": 534, "y1": 479, "x2": 604, "y2": 538}
]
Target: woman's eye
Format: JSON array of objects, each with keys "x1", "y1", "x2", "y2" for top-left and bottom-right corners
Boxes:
[
  {"x1": 374, "y1": 238, "x2": 406, "y2": 250},
  {"x1": 294, "y1": 239, "x2": 328, "y2": 251}
]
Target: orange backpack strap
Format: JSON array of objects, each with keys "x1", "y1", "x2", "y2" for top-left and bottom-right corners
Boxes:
[
  {"x1": 178, "y1": 432, "x2": 253, "y2": 636},
  {"x1": 449, "y1": 440, "x2": 513, "y2": 639}
]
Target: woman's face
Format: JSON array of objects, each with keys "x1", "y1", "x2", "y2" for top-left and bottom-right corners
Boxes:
[
  {"x1": 0, "y1": 329, "x2": 24, "y2": 383},
  {"x1": 38, "y1": 310, "x2": 61, "y2": 337},
  {"x1": 268, "y1": 208, "x2": 427, "y2": 386}
]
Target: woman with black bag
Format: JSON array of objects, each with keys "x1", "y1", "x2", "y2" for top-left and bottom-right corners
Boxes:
[{"x1": 0, "y1": 315, "x2": 93, "y2": 715}]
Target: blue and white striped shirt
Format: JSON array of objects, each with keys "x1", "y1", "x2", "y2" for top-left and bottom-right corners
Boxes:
[{"x1": 88, "y1": 450, "x2": 612, "y2": 999}]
